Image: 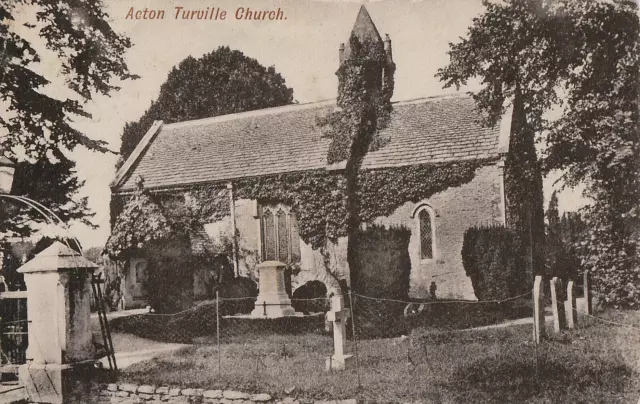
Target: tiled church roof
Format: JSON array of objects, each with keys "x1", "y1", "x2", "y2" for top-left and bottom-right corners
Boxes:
[{"x1": 113, "y1": 94, "x2": 506, "y2": 192}]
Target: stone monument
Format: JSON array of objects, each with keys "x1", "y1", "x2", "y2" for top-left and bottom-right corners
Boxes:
[
  {"x1": 251, "y1": 260, "x2": 296, "y2": 318},
  {"x1": 17, "y1": 241, "x2": 99, "y2": 404}
]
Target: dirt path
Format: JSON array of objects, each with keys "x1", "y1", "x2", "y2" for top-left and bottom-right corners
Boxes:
[{"x1": 93, "y1": 309, "x2": 190, "y2": 369}]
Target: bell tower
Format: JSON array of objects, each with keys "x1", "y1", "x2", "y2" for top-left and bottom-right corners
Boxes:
[{"x1": 338, "y1": 6, "x2": 395, "y2": 100}]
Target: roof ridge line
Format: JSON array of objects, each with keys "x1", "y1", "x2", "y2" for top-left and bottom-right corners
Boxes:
[
  {"x1": 161, "y1": 93, "x2": 472, "y2": 130},
  {"x1": 393, "y1": 92, "x2": 469, "y2": 106},
  {"x1": 164, "y1": 99, "x2": 336, "y2": 130}
]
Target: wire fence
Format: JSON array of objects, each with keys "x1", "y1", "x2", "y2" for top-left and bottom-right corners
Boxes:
[{"x1": 103, "y1": 285, "x2": 640, "y2": 402}]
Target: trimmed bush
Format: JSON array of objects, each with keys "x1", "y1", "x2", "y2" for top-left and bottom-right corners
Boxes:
[
  {"x1": 461, "y1": 225, "x2": 530, "y2": 301},
  {"x1": 292, "y1": 281, "x2": 329, "y2": 314},
  {"x1": 350, "y1": 224, "x2": 411, "y2": 300},
  {"x1": 218, "y1": 276, "x2": 258, "y2": 315},
  {"x1": 350, "y1": 224, "x2": 411, "y2": 338}
]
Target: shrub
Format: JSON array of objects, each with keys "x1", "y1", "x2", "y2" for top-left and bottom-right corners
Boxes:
[
  {"x1": 218, "y1": 276, "x2": 258, "y2": 315},
  {"x1": 350, "y1": 224, "x2": 411, "y2": 338},
  {"x1": 292, "y1": 281, "x2": 330, "y2": 314},
  {"x1": 461, "y1": 225, "x2": 530, "y2": 300},
  {"x1": 350, "y1": 224, "x2": 411, "y2": 300}
]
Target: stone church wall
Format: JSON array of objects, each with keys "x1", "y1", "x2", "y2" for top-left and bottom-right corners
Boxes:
[
  {"x1": 197, "y1": 162, "x2": 504, "y2": 302},
  {"x1": 373, "y1": 162, "x2": 505, "y2": 300}
]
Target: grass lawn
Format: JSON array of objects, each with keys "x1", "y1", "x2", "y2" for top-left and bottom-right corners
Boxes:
[{"x1": 119, "y1": 310, "x2": 640, "y2": 404}]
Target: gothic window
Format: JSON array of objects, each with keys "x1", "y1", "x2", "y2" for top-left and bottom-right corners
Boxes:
[
  {"x1": 417, "y1": 207, "x2": 435, "y2": 260},
  {"x1": 260, "y1": 204, "x2": 301, "y2": 264}
]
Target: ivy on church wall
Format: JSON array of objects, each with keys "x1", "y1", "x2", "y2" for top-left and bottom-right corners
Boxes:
[{"x1": 108, "y1": 158, "x2": 489, "y2": 258}]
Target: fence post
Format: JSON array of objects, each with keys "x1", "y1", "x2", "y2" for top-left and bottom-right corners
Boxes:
[
  {"x1": 533, "y1": 275, "x2": 545, "y2": 343},
  {"x1": 347, "y1": 290, "x2": 361, "y2": 390},
  {"x1": 565, "y1": 281, "x2": 577, "y2": 329},
  {"x1": 216, "y1": 290, "x2": 221, "y2": 378},
  {"x1": 583, "y1": 270, "x2": 592, "y2": 315}
]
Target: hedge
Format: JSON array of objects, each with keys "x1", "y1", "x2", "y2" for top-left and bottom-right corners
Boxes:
[{"x1": 461, "y1": 225, "x2": 530, "y2": 301}]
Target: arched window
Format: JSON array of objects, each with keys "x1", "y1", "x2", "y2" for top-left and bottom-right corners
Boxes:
[
  {"x1": 419, "y1": 210, "x2": 433, "y2": 260},
  {"x1": 412, "y1": 204, "x2": 436, "y2": 261},
  {"x1": 260, "y1": 204, "x2": 301, "y2": 263}
]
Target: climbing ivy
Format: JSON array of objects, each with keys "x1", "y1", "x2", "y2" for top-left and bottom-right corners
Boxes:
[
  {"x1": 317, "y1": 34, "x2": 394, "y2": 165},
  {"x1": 109, "y1": 157, "x2": 489, "y2": 258}
]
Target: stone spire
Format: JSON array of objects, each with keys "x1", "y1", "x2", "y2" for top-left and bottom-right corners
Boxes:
[{"x1": 342, "y1": 5, "x2": 384, "y2": 61}]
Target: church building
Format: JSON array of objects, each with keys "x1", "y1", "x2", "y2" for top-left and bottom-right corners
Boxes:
[{"x1": 109, "y1": 6, "x2": 517, "y2": 308}]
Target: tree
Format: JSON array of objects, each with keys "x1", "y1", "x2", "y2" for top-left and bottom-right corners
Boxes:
[
  {"x1": 118, "y1": 46, "x2": 295, "y2": 162},
  {"x1": 317, "y1": 21, "x2": 395, "y2": 292},
  {"x1": 1, "y1": 0, "x2": 137, "y2": 236},
  {"x1": 545, "y1": 191, "x2": 582, "y2": 282},
  {"x1": 437, "y1": 0, "x2": 639, "y2": 307}
]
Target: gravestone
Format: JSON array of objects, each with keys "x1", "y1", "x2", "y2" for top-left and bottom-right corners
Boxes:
[
  {"x1": 576, "y1": 270, "x2": 592, "y2": 315},
  {"x1": 565, "y1": 280, "x2": 578, "y2": 329},
  {"x1": 17, "y1": 242, "x2": 99, "y2": 404},
  {"x1": 325, "y1": 295, "x2": 354, "y2": 371},
  {"x1": 550, "y1": 277, "x2": 567, "y2": 333},
  {"x1": 251, "y1": 261, "x2": 296, "y2": 318}
]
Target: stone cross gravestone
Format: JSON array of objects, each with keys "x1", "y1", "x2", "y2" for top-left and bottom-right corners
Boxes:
[{"x1": 325, "y1": 294, "x2": 354, "y2": 371}]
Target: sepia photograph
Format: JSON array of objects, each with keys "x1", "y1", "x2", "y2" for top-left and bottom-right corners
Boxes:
[{"x1": 0, "y1": 0, "x2": 638, "y2": 402}]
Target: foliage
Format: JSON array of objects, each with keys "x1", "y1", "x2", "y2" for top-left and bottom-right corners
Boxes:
[
  {"x1": 349, "y1": 224, "x2": 411, "y2": 339},
  {"x1": 143, "y1": 239, "x2": 194, "y2": 314},
  {"x1": 437, "y1": 0, "x2": 639, "y2": 306},
  {"x1": 119, "y1": 46, "x2": 294, "y2": 161},
  {"x1": 545, "y1": 191, "x2": 584, "y2": 281},
  {"x1": 0, "y1": 0, "x2": 136, "y2": 237},
  {"x1": 317, "y1": 34, "x2": 394, "y2": 165},
  {"x1": 351, "y1": 224, "x2": 411, "y2": 300},
  {"x1": 292, "y1": 281, "x2": 329, "y2": 314},
  {"x1": 217, "y1": 276, "x2": 258, "y2": 315},
  {"x1": 110, "y1": 158, "x2": 486, "y2": 267},
  {"x1": 105, "y1": 183, "x2": 173, "y2": 258},
  {"x1": 503, "y1": 94, "x2": 545, "y2": 279},
  {"x1": 354, "y1": 160, "x2": 486, "y2": 224},
  {"x1": 461, "y1": 225, "x2": 529, "y2": 300},
  {"x1": 0, "y1": 151, "x2": 94, "y2": 238}
]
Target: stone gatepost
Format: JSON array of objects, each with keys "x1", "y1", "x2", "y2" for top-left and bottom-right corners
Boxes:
[
  {"x1": 251, "y1": 261, "x2": 296, "y2": 318},
  {"x1": 17, "y1": 241, "x2": 99, "y2": 404}
]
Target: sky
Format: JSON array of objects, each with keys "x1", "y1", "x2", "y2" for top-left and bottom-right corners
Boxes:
[{"x1": 14, "y1": 0, "x2": 585, "y2": 248}]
